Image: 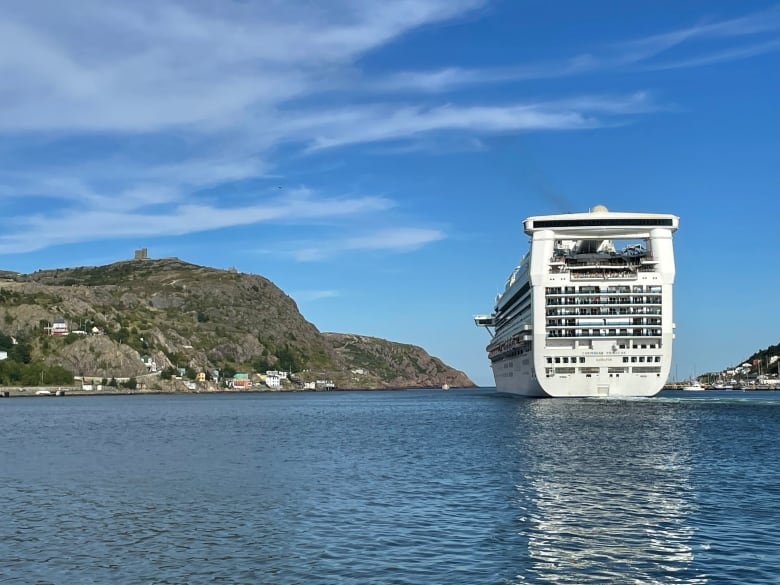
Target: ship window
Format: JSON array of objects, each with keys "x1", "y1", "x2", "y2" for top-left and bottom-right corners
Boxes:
[
  {"x1": 639, "y1": 356, "x2": 645, "y2": 362},
  {"x1": 546, "y1": 357, "x2": 552, "y2": 364},
  {"x1": 555, "y1": 357, "x2": 561, "y2": 363},
  {"x1": 623, "y1": 357, "x2": 628, "y2": 363},
  {"x1": 631, "y1": 356, "x2": 637, "y2": 363},
  {"x1": 655, "y1": 356, "x2": 661, "y2": 362},
  {"x1": 579, "y1": 357, "x2": 585, "y2": 363}
]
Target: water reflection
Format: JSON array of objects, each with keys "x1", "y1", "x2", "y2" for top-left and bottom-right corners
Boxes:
[{"x1": 510, "y1": 399, "x2": 707, "y2": 584}]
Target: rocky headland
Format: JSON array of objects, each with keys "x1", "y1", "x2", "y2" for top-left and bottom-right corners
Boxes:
[{"x1": 0, "y1": 257, "x2": 475, "y2": 392}]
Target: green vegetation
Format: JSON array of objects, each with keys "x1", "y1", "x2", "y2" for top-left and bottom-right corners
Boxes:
[{"x1": 0, "y1": 333, "x2": 74, "y2": 386}]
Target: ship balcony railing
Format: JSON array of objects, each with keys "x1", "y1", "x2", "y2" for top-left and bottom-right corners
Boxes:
[
  {"x1": 545, "y1": 291, "x2": 661, "y2": 298},
  {"x1": 546, "y1": 308, "x2": 663, "y2": 316},
  {"x1": 546, "y1": 299, "x2": 661, "y2": 306},
  {"x1": 570, "y1": 271, "x2": 639, "y2": 280},
  {"x1": 546, "y1": 330, "x2": 662, "y2": 338},
  {"x1": 549, "y1": 254, "x2": 656, "y2": 264}
]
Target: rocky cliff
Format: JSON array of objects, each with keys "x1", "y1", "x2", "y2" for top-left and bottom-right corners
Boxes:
[
  {"x1": 0, "y1": 258, "x2": 475, "y2": 389},
  {"x1": 324, "y1": 333, "x2": 473, "y2": 389}
]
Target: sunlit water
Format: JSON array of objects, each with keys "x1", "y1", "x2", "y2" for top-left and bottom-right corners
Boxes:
[{"x1": 2, "y1": 389, "x2": 780, "y2": 584}]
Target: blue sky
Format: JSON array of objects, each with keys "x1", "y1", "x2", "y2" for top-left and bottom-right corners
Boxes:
[{"x1": 1, "y1": 1, "x2": 779, "y2": 386}]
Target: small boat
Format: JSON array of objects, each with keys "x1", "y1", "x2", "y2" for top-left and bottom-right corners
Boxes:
[
  {"x1": 681, "y1": 380, "x2": 705, "y2": 391},
  {"x1": 441, "y1": 384, "x2": 450, "y2": 390},
  {"x1": 35, "y1": 390, "x2": 52, "y2": 396}
]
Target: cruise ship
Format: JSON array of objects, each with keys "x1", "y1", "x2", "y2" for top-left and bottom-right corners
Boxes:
[{"x1": 475, "y1": 205, "x2": 679, "y2": 398}]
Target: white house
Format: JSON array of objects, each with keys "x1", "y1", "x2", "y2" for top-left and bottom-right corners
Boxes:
[
  {"x1": 265, "y1": 374, "x2": 281, "y2": 389},
  {"x1": 50, "y1": 319, "x2": 69, "y2": 336}
]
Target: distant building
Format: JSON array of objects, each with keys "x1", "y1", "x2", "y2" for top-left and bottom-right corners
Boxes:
[
  {"x1": 265, "y1": 374, "x2": 281, "y2": 389},
  {"x1": 315, "y1": 380, "x2": 335, "y2": 390},
  {"x1": 134, "y1": 248, "x2": 148, "y2": 260},
  {"x1": 49, "y1": 319, "x2": 69, "y2": 336},
  {"x1": 232, "y1": 373, "x2": 251, "y2": 390},
  {"x1": 265, "y1": 370, "x2": 288, "y2": 380},
  {"x1": 141, "y1": 355, "x2": 158, "y2": 373},
  {"x1": 196, "y1": 372, "x2": 206, "y2": 382}
]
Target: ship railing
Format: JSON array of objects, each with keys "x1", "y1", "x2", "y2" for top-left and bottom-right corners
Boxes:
[
  {"x1": 545, "y1": 330, "x2": 662, "y2": 338},
  {"x1": 570, "y1": 270, "x2": 638, "y2": 280},
  {"x1": 546, "y1": 307, "x2": 662, "y2": 316},
  {"x1": 546, "y1": 298, "x2": 661, "y2": 306}
]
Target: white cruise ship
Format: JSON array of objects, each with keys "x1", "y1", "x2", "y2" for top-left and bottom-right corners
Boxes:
[{"x1": 475, "y1": 205, "x2": 679, "y2": 398}]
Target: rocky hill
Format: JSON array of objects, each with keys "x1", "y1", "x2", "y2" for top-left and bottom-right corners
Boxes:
[
  {"x1": 324, "y1": 333, "x2": 473, "y2": 389},
  {"x1": 0, "y1": 258, "x2": 475, "y2": 390}
]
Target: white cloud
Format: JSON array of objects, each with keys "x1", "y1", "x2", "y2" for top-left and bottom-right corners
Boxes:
[
  {"x1": 370, "y1": 6, "x2": 780, "y2": 93},
  {"x1": 301, "y1": 102, "x2": 603, "y2": 151},
  {"x1": 4, "y1": 1, "x2": 766, "y2": 258},
  {"x1": 290, "y1": 290, "x2": 341, "y2": 302},
  {"x1": 0, "y1": 192, "x2": 394, "y2": 254},
  {"x1": 286, "y1": 227, "x2": 447, "y2": 262}
]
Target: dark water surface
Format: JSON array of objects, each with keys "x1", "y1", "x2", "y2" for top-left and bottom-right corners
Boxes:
[{"x1": 2, "y1": 389, "x2": 780, "y2": 584}]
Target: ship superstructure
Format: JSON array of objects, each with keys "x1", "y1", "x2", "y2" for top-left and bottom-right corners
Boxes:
[{"x1": 475, "y1": 205, "x2": 679, "y2": 397}]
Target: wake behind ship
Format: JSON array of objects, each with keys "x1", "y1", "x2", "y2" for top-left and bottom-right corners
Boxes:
[{"x1": 475, "y1": 205, "x2": 679, "y2": 398}]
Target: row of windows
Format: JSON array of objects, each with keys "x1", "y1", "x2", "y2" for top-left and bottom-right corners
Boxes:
[
  {"x1": 532, "y1": 218, "x2": 674, "y2": 228},
  {"x1": 547, "y1": 329, "x2": 662, "y2": 337},
  {"x1": 546, "y1": 296, "x2": 662, "y2": 305},
  {"x1": 546, "y1": 285, "x2": 662, "y2": 294},
  {"x1": 544, "y1": 366, "x2": 662, "y2": 376},
  {"x1": 547, "y1": 318, "x2": 661, "y2": 327},
  {"x1": 547, "y1": 307, "x2": 662, "y2": 316},
  {"x1": 546, "y1": 355, "x2": 660, "y2": 364}
]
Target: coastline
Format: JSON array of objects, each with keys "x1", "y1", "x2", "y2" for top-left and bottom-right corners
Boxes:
[{"x1": 0, "y1": 384, "x2": 467, "y2": 398}]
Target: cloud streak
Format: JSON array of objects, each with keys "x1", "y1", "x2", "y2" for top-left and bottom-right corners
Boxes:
[
  {"x1": 0, "y1": 192, "x2": 394, "y2": 254},
  {"x1": 370, "y1": 5, "x2": 780, "y2": 93},
  {"x1": 3, "y1": 1, "x2": 767, "y2": 258},
  {"x1": 281, "y1": 228, "x2": 447, "y2": 262}
]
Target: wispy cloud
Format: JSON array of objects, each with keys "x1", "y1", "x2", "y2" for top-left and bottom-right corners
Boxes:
[
  {"x1": 300, "y1": 101, "x2": 619, "y2": 151},
  {"x1": 277, "y1": 228, "x2": 447, "y2": 262},
  {"x1": 3, "y1": 1, "x2": 768, "y2": 258},
  {"x1": 290, "y1": 290, "x2": 342, "y2": 302},
  {"x1": 0, "y1": 191, "x2": 394, "y2": 254},
  {"x1": 370, "y1": 5, "x2": 780, "y2": 93}
]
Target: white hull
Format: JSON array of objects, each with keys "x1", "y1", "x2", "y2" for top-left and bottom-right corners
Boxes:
[
  {"x1": 477, "y1": 206, "x2": 679, "y2": 399},
  {"x1": 491, "y1": 352, "x2": 546, "y2": 397},
  {"x1": 491, "y1": 351, "x2": 666, "y2": 398}
]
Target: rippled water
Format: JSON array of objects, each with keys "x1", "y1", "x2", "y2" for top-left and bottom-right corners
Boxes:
[{"x1": 2, "y1": 389, "x2": 780, "y2": 584}]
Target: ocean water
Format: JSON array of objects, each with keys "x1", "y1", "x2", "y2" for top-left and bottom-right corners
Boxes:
[{"x1": 2, "y1": 388, "x2": 780, "y2": 584}]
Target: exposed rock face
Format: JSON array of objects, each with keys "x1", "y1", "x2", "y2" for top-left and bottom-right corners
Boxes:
[
  {"x1": 323, "y1": 333, "x2": 474, "y2": 389},
  {"x1": 48, "y1": 335, "x2": 149, "y2": 379},
  {"x1": 0, "y1": 258, "x2": 475, "y2": 389}
]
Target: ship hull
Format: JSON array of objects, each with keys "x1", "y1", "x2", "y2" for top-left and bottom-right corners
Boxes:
[
  {"x1": 491, "y1": 352, "x2": 546, "y2": 397},
  {"x1": 490, "y1": 350, "x2": 665, "y2": 398}
]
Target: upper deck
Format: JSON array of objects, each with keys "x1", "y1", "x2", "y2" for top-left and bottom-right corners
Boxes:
[{"x1": 524, "y1": 206, "x2": 679, "y2": 240}]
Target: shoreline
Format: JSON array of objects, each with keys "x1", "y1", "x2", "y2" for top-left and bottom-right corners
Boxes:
[{"x1": 0, "y1": 385, "x2": 469, "y2": 398}]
